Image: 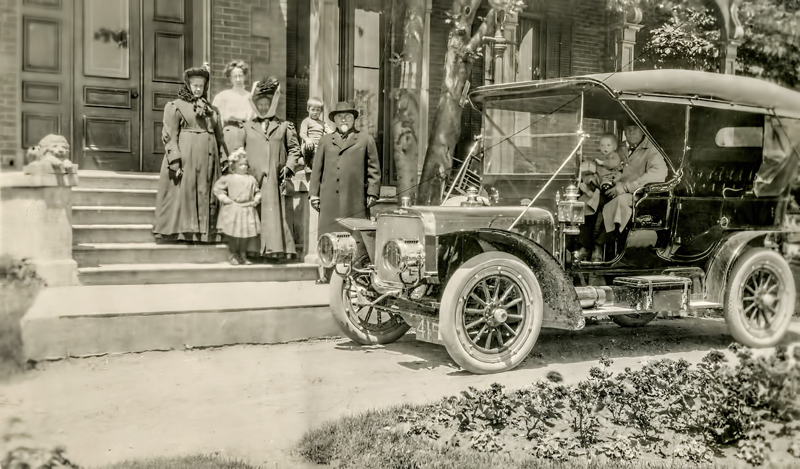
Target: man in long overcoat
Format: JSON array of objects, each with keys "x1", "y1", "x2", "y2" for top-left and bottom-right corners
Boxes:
[
  {"x1": 578, "y1": 123, "x2": 667, "y2": 261},
  {"x1": 309, "y1": 101, "x2": 381, "y2": 283},
  {"x1": 242, "y1": 77, "x2": 303, "y2": 260}
]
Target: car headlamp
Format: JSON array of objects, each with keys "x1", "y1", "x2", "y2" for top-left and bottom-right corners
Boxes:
[
  {"x1": 381, "y1": 238, "x2": 424, "y2": 274},
  {"x1": 317, "y1": 232, "x2": 358, "y2": 268}
]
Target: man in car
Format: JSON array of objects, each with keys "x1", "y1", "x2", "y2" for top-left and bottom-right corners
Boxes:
[{"x1": 578, "y1": 122, "x2": 668, "y2": 262}]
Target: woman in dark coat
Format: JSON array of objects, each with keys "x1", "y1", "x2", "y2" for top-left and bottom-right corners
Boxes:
[
  {"x1": 242, "y1": 77, "x2": 303, "y2": 260},
  {"x1": 309, "y1": 101, "x2": 381, "y2": 283},
  {"x1": 154, "y1": 66, "x2": 228, "y2": 242}
]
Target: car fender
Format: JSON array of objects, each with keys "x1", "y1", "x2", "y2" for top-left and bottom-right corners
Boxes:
[
  {"x1": 704, "y1": 231, "x2": 771, "y2": 305},
  {"x1": 438, "y1": 228, "x2": 585, "y2": 331}
]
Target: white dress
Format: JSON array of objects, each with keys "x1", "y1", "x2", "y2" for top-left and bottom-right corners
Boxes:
[{"x1": 212, "y1": 89, "x2": 256, "y2": 152}]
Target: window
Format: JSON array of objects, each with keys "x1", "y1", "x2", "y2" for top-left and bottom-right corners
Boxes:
[{"x1": 715, "y1": 127, "x2": 764, "y2": 148}]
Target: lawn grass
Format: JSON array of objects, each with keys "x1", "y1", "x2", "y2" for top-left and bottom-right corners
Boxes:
[
  {"x1": 295, "y1": 404, "x2": 753, "y2": 469},
  {"x1": 95, "y1": 454, "x2": 265, "y2": 469}
]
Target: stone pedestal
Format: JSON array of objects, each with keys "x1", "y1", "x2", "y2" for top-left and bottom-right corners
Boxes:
[
  {"x1": 287, "y1": 169, "x2": 318, "y2": 265},
  {"x1": 0, "y1": 170, "x2": 79, "y2": 286},
  {"x1": 614, "y1": 22, "x2": 643, "y2": 72}
]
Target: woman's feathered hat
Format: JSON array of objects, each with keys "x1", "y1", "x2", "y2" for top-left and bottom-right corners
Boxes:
[{"x1": 252, "y1": 76, "x2": 280, "y2": 99}]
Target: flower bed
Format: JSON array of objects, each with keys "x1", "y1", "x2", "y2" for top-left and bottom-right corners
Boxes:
[{"x1": 297, "y1": 345, "x2": 800, "y2": 468}]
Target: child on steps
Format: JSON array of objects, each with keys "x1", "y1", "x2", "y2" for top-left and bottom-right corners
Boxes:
[{"x1": 213, "y1": 148, "x2": 261, "y2": 265}]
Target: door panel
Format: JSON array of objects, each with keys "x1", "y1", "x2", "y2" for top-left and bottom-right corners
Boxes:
[
  {"x1": 141, "y1": 0, "x2": 193, "y2": 173},
  {"x1": 20, "y1": 0, "x2": 73, "y2": 153},
  {"x1": 74, "y1": 0, "x2": 141, "y2": 171}
]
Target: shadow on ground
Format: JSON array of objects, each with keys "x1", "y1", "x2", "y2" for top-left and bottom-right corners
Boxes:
[{"x1": 333, "y1": 317, "x2": 800, "y2": 375}]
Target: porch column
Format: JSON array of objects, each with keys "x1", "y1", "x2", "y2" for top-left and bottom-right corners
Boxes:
[
  {"x1": 720, "y1": 39, "x2": 742, "y2": 75},
  {"x1": 610, "y1": 1, "x2": 643, "y2": 72},
  {"x1": 613, "y1": 23, "x2": 642, "y2": 72},
  {"x1": 711, "y1": 0, "x2": 744, "y2": 74},
  {"x1": 501, "y1": 13, "x2": 518, "y2": 84},
  {"x1": 418, "y1": 0, "x2": 433, "y2": 174}
]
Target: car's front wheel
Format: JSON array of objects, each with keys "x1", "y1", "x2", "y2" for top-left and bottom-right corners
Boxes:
[
  {"x1": 439, "y1": 252, "x2": 543, "y2": 374},
  {"x1": 724, "y1": 248, "x2": 795, "y2": 348},
  {"x1": 329, "y1": 254, "x2": 410, "y2": 345}
]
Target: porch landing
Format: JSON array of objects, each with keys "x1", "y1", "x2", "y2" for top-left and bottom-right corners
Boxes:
[{"x1": 22, "y1": 281, "x2": 339, "y2": 361}]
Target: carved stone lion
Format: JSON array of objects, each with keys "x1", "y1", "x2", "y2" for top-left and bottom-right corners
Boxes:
[{"x1": 24, "y1": 134, "x2": 75, "y2": 174}]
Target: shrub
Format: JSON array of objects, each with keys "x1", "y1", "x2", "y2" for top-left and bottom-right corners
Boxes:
[{"x1": 0, "y1": 256, "x2": 44, "y2": 380}]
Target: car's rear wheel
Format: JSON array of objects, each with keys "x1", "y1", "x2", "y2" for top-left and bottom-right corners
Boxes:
[
  {"x1": 439, "y1": 252, "x2": 543, "y2": 374},
  {"x1": 724, "y1": 248, "x2": 795, "y2": 348},
  {"x1": 611, "y1": 312, "x2": 657, "y2": 327},
  {"x1": 329, "y1": 254, "x2": 410, "y2": 345}
]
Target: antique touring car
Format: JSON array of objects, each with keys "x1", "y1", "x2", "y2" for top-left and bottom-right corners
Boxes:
[{"x1": 318, "y1": 70, "x2": 800, "y2": 374}]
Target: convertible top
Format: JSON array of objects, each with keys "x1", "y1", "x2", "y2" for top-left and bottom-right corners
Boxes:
[{"x1": 471, "y1": 69, "x2": 800, "y2": 118}]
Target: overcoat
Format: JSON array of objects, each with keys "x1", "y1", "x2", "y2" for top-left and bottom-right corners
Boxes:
[
  {"x1": 242, "y1": 117, "x2": 302, "y2": 255},
  {"x1": 309, "y1": 130, "x2": 381, "y2": 236},
  {"x1": 154, "y1": 99, "x2": 227, "y2": 242},
  {"x1": 602, "y1": 137, "x2": 668, "y2": 233}
]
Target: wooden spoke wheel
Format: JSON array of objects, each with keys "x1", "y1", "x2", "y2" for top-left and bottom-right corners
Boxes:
[
  {"x1": 329, "y1": 255, "x2": 410, "y2": 345},
  {"x1": 439, "y1": 252, "x2": 543, "y2": 374},
  {"x1": 724, "y1": 248, "x2": 795, "y2": 348}
]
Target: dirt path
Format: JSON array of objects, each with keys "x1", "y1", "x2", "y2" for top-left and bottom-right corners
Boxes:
[{"x1": 1, "y1": 317, "x2": 799, "y2": 468}]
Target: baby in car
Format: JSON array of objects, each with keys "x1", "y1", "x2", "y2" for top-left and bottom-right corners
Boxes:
[{"x1": 579, "y1": 133, "x2": 624, "y2": 214}]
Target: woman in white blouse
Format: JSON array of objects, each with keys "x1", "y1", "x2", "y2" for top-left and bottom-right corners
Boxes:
[{"x1": 212, "y1": 60, "x2": 256, "y2": 154}]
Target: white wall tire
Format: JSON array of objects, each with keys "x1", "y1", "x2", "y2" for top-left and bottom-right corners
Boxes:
[
  {"x1": 724, "y1": 248, "x2": 795, "y2": 348},
  {"x1": 439, "y1": 252, "x2": 543, "y2": 374},
  {"x1": 329, "y1": 255, "x2": 410, "y2": 345}
]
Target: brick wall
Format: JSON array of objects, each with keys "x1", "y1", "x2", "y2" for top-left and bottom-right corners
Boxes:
[
  {"x1": 0, "y1": 0, "x2": 19, "y2": 156},
  {"x1": 210, "y1": 0, "x2": 288, "y2": 118},
  {"x1": 573, "y1": 0, "x2": 609, "y2": 75}
]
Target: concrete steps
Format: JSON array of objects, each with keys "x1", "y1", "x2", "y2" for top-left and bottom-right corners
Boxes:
[
  {"x1": 71, "y1": 170, "x2": 319, "y2": 286},
  {"x1": 77, "y1": 262, "x2": 319, "y2": 285},
  {"x1": 78, "y1": 170, "x2": 159, "y2": 190},
  {"x1": 73, "y1": 188, "x2": 157, "y2": 207},
  {"x1": 73, "y1": 206, "x2": 155, "y2": 225},
  {"x1": 73, "y1": 243, "x2": 230, "y2": 267},
  {"x1": 73, "y1": 224, "x2": 155, "y2": 244},
  {"x1": 21, "y1": 281, "x2": 338, "y2": 360}
]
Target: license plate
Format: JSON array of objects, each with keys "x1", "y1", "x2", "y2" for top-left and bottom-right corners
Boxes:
[{"x1": 415, "y1": 316, "x2": 442, "y2": 345}]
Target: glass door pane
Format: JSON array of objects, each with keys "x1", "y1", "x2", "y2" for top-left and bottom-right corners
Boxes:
[{"x1": 84, "y1": 0, "x2": 130, "y2": 78}]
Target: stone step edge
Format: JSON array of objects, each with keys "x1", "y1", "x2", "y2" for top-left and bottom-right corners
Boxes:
[
  {"x1": 78, "y1": 170, "x2": 159, "y2": 180},
  {"x1": 73, "y1": 187, "x2": 158, "y2": 194},
  {"x1": 73, "y1": 206, "x2": 155, "y2": 211},
  {"x1": 53, "y1": 303, "x2": 330, "y2": 319},
  {"x1": 73, "y1": 224, "x2": 153, "y2": 229},
  {"x1": 73, "y1": 243, "x2": 228, "y2": 250},
  {"x1": 77, "y1": 262, "x2": 318, "y2": 272}
]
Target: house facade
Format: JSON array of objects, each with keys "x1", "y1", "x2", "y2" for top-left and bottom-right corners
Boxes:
[
  {"x1": 1, "y1": 0, "x2": 742, "y2": 180},
  {"x1": 1, "y1": 0, "x2": 619, "y2": 180}
]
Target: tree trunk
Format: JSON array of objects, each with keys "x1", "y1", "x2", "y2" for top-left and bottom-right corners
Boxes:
[
  {"x1": 417, "y1": 0, "x2": 503, "y2": 205},
  {"x1": 391, "y1": 0, "x2": 426, "y2": 204}
]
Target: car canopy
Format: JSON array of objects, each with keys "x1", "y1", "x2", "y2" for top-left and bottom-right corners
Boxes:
[
  {"x1": 471, "y1": 70, "x2": 800, "y2": 196},
  {"x1": 470, "y1": 69, "x2": 800, "y2": 119}
]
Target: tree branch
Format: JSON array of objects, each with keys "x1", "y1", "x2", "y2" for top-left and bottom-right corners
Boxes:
[{"x1": 465, "y1": 8, "x2": 500, "y2": 55}]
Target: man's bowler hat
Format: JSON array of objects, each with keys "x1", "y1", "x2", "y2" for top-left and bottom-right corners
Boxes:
[{"x1": 328, "y1": 101, "x2": 359, "y2": 121}]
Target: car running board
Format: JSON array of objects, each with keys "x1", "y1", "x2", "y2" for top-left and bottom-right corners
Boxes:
[{"x1": 578, "y1": 275, "x2": 723, "y2": 316}]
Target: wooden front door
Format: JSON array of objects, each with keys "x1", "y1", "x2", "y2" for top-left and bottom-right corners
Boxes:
[
  {"x1": 74, "y1": 0, "x2": 141, "y2": 171},
  {"x1": 73, "y1": 0, "x2": 198, "y2": 172}
]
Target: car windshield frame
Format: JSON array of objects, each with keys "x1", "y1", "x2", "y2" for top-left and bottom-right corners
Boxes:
[{"x1": 480, "y1": 92, "x2": 586, "y2": 177}]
